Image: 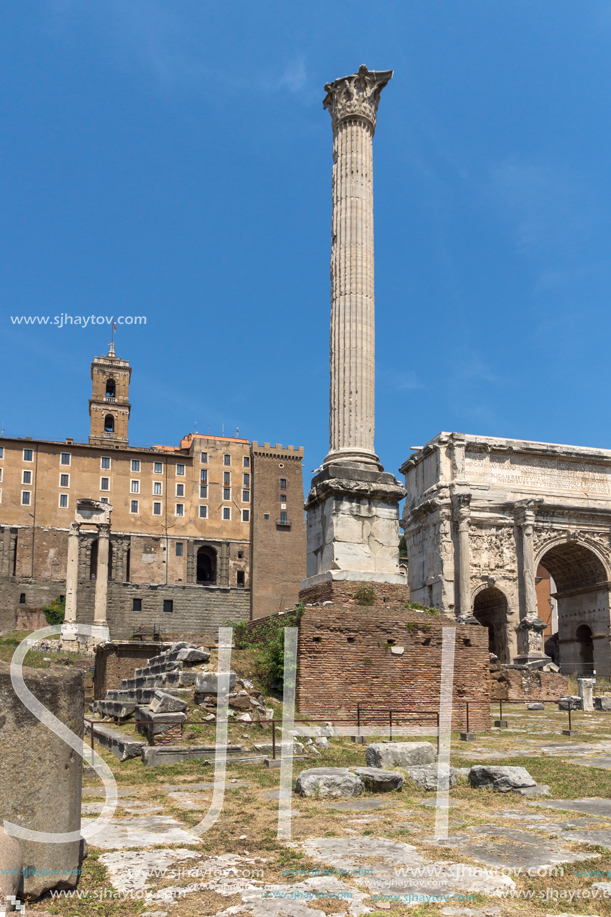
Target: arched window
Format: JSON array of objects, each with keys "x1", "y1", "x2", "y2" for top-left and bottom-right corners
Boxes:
[
  {"x1": 197, "y1": 546, "x2": 217, "y2": 584},
  {"x1": 105, "y1": 379, "x2": 116, "y2": 399},
  {"x1": 576, "y1": 624, "x2": 594, "y2": 672},
  {"x1": 104, "y1": 414, "x2": 115, "y2": 433}
]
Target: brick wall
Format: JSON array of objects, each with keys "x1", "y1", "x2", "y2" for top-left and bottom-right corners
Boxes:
[
  {"x1": 250, "y1": 444, "x2": 306, "y2": 620},
  {"x1": 300, "y1": 580, "x2": 411, "y2": 607},
  {"x1": 94, "y1": 641, "x2": 167, "y2": 698},
  {"x1": 297, "y1": 605, "x2": 490, "y2": 732}
]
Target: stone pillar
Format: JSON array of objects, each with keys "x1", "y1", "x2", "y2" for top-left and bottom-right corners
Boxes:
[
  {"x1": 323, "y1": 65, "x2": 393, "y2": 471},
  {"x1": 515, "y1": 503, "x2": 549, "y2": 664},
  {"x1": 93, "y1": 524, "x2": 110, "y2": 625},
  {"x1": 454, "y1": 494, "x2": 472, "y2": 619},
  {"x1": 60, "y1": 523, "x2": 80, "y2": 649},
  {"x1": 578, "y1": 677, "x2": 595, "y2": 711}
]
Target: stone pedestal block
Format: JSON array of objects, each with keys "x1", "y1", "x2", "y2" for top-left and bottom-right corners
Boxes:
[{"x1": 303, "y1": 464, "x2": 406, "y2": 588}]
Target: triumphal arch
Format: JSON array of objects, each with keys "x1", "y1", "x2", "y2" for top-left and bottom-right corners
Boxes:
[{"x1": 401, "y1": 433, "x2": 611, "y2": 675}]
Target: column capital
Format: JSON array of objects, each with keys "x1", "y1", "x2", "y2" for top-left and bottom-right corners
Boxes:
[
  {"x1": 453, "y1": 492, "x2": 471, "y2": 527},
  {"x1": 323, "y1": 65, "x2": 393, "y2": 134},
  {"x1": 515, "y1": 497, "x2": 543, "y2": 529},
  {"x1": 69, "y1": 522, "x2": 80, "y2": 536},
  {"x1": 98, "y1": 523, "x2": 111, "y2": 538}
]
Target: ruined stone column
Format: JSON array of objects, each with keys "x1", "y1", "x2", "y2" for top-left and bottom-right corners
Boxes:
[
  {"x1": 60, "y1": 523, "x2": 80, "y2": 649},
  {"x1": 93, "y1": 523, "x2": 110, "y2": 626},
  {"x1": 454, "y1": 494, "x2": 472, "y2": 619},
  {"x1": 323, "y1": 65, "x2": 393, "y2": 470}
]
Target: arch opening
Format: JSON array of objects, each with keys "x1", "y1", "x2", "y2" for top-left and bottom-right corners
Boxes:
[
  {"x1": 104, "y1": 414, "x2": 115, "y2": 433},
  {"x1": 539, "y1": 541, "x2": 609, "y2": 676},
  {"x1": 105, "y1": 379, "x2": 116, "y2": 399},
  {"x1": 472, "y1": 586, "x2": 509, "y2": 663},
  {"x1": 197, "y1": 546, "x2": 217, "y2": 584}
]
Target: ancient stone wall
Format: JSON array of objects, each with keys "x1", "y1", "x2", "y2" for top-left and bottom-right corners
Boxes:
[
  {"x1": 93, "y1": 641, "x2": 166, "y2": 698},
  {"x1": 300, "y1": 579, "x2": 410, "y2": 607},
  {"x1": 296, "y1": 606, "x2": 490, "y2": 731},
  {"x1": 489, "y1": 662, "x2": 569, "y2": 702}
]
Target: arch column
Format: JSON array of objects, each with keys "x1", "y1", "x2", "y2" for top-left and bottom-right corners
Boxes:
[
  {"x1": 515, "y1": 502, "x2": 549, "y2": 664},
  {"x1": 454, "y1": 494, "x2": 472, "y2": 620}
]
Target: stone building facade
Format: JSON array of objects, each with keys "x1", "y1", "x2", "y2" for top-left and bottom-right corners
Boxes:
[
  {"x1": 0, "y1": 347, "x2": 306, "y2": 637},
  {"x1": 401, "y1": 432, "x2": 611, "y2": 676}
]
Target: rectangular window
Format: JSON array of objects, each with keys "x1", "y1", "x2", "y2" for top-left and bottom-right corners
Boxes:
[
  {"x1": 223, "y1": 507, "x2": 231, "y2": 520},
  {"x1": 130, "y1": 500, "x2": 139, "y2": 514},
  {"x1": 100, "y1": 477, "x2": 109, "y2": 491},
  {"x1": 199, "y1": 505, "x2": 207, "y2": 518},
  {"x1": 132, "y1": 598, "x2": 142, "y2": 612},
  {"x1": 224, "y1": 471, "x2": 231, "y2": 485},
  {"x1": 237, "y1": 570, "x2": 245, "y2": 586},
  {"x1": 153, "y1": 481, "x2": 162, "y2": 495},
  {"x1": 163, "y1": 599, "x2": 173, "y2": 613},
  {"x1": 176, "y1": 542, "x2": 183, "y2": 556},
  {"x1": 223, "y1": 487, "x2": 231, "y2": 500},
  {"x1": 60, "y1": 473, "x2": 69, "y2": 487},
  {"x1": 22, "y1": 471, "x2": 32, "y2": 484},
  {"x1": 60, "y1": 453, "x2": 71, "y2": 466},
  {"x1": 280, "y1": 511, "x2": 288, "y2": 525},
  {"x1": 263, "y1": 513, "x2": 269, "y2": 520},
  {"x1": 200, "y1": 485, "x2": 207, "y2": 499},
  {"x1": 200, "y1": 471, "x2": 208, "y2": 486},
  {"x1": 176, "y1": 464, "x2": 185, "y2": 475},
  {"x1": 175, "y1": 503, "x2": 184, "y2": 516},
  {"x1": 243, "y1": 456, "x2": 250, "y2": 468},
  {"x1": 22, "y1": 491, "x2": 31, "y2": 505},
  {"x1": 242, "y1": 490, "x2": 249, "y2": 503},
  {"x1": 153, "y1": 502, "x2": 162, "y2": 515},
  {"x1": 132, "y1": 460, "x2": 140, "y2": 472},
  {"x1": 280, "y1": 478, "x2": 287, "y2": 489},
  {"x1": 223, "y1": 454, "x2": 231, "y2": 466},
  {"x1": 242, "y1": 509, "x2": 249, "y2": 522},
  {"x1": 176, "y1": 483, "x2": 184, "y2": 497},
  {"x1": 0, "y1": 447, "x2": 3, "y2": 458},
  {"x1": 59, "y1": 494, "x2": 68, "y2": 508},
  {"x1": 23, "y1": 449, "x2": 33, "y2": 462},
  {"x1": 243, "y1": 473, "x2": 250, "y2": 486},
  {"x1": 101, "y1": 456, "x2": 110, "y2": 469},
  {"x1": 154, "y1": 461, "x2": 163, "y2": 474},
  {"x1": 100, "y1": 497, "x2": 109, "y2": 503},
  {"x1": 201, "y1": 452, "x2": 208, "y2": 463},
  {"x1": 131, "y1": 480, "x2": 139, "y2": 493}
]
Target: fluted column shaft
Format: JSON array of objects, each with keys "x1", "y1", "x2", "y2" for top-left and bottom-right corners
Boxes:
[
  {"x1": 93, "y1": 523, "x2": 110, "y2": 625},
  {"x1": 323, "y1": 66, "x2": 392, "y2": 470},
  {"x1": 328, "y1": 117, "x2": 376, "y2": 464}
]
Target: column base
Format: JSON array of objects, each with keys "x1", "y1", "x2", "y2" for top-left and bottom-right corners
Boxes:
[
  {"x1": 304, "y1": 463, "x2": 407, "y2": 585},
  {"x1": 324, "y1": 448, "x2": 383, "y2": 472}
]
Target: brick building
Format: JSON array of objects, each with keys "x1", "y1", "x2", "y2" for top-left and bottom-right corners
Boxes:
[{"x1": 0, "y1": 346, "x2": 305, "y2": 637}]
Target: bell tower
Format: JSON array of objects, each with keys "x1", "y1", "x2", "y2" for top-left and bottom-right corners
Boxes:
[{"x1": 89, "y1": 343, "x2": 132, "y2": 445}]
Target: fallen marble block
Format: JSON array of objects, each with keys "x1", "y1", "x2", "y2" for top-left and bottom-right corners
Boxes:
[
  {"x1": 512, "y1": 784, "x2": 550, "y2": 797},
  {"x1": 527, "y1": 702, "x2": 545, "y2": 710},
  {"x1": 404, "y1": 764, "x2": 457, "y2": 791},
  {"x1": 149, "y1": 690, "x2": 188, "y2": 714},
  {"x1": 469, "y1": 765, "x2": 536, "y2": 792},
  {"x1": 295, "y1": 767, "x2": 363, "y2": 798},
  {"x1": 365, "y1": 742, "x2": 436, "y2": 769},
  {"x1": 595, "y1": 697, "x2": 611, "y2": 711},
  {"x1": 351, "y1": 767, "x2": 404, "y2": 793},
  {"x1": 194, "y1": 672, "x2": 237, "y2": 695}
]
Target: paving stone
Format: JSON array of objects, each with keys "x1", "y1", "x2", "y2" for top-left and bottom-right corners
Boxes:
[
  {"x1": 323, "y1": 798, "x2": 399, "y2": 811},
  {"x1": 365, "y1": 742, "x2": 436, "y2": 769},
  {"x1": 81, "y1": 816, "x2": 201, "y2": 849},
  {"x1": 167, "y1": 792, "x2": 207, "y2": 811},
  {"x1": 512, "y1": 784, "x2": 550, "y2": 797},
  {"x1": 295, "y1": 768, "x2": 363, "y2": 798},
  {"x1": 569, "y1": 756, "x2": 611, "y2": 769},
  {"x1": 529, "y1": 798, "x2": 611, "y2": 817}
]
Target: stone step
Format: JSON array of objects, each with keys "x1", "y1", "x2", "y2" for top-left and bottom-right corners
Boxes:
[
  {"x1": 93, "y1": 699, "x2": 137, "y2": 720},
  {"x1": 84, "y1": 720, "x2": 146, "y2": 762},
  {"x1": 136, "y1": 706, "x2": 187, "y2": 740},
  {"x1": 141, "y1": 743, "x2": 245, "y2": 767}
]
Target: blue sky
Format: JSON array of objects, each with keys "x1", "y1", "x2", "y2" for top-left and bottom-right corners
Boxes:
[{"x1": 3, "y1": 1, "x2": 611, "y2": 487}]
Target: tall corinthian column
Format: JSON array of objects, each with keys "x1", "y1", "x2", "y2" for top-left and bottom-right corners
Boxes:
[{"x1": 323, "y1": 65, "x2": 393, "y2": 470}]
